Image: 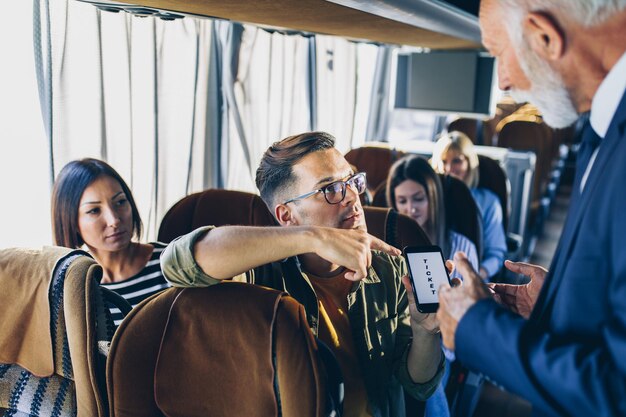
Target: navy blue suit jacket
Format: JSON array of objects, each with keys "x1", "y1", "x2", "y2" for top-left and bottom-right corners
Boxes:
[{"x1": 455, "y1": 89, "x2": 626, "y2": 416}]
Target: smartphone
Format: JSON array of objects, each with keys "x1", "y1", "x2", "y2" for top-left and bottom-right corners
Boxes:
[{"x1": 403, "y1": 245, "x2": 451, "y2": 313}]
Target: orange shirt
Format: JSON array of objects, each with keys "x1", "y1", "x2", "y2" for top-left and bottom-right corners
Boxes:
[{"x1": 307, "y1": 270, "x2": 372, "y2": 417}]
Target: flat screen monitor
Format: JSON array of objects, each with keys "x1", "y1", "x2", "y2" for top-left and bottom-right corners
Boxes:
[{"x1": 395, "y1": 50, "x2": 495, "y2": 115}]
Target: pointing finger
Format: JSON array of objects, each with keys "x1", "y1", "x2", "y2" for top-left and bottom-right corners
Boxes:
[
  {"x1": 369, "y1": 235, "x2": 401, "y2": 256},
  {"x1": 453, "y1": 251, "x2": 482, "y2": 285},
  {"x1": 445, "y1": 259, "x2": 455, "y2": 275},
  {"x1": 504, "y1": 260, "x2": 546, "y2": 277},
  {"x1": 345, "y1": 267, "x2": 367, "y2": 282}
]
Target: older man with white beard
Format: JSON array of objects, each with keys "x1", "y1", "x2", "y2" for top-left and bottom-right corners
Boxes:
[{"x1": 436, "y1": 0, "x2": 626, "y2": 416}]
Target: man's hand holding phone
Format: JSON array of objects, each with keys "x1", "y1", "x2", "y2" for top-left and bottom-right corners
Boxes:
[
  {"x1": 437, "y1": 252, "x2": 492, "y2": 351},
  {"x1": 401, "y1": 275, "x2": 439, "y2": 334}
]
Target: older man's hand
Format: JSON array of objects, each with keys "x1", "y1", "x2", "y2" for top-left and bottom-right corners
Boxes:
[
  {"x1": 488, "y1": 260, "x2": 548, "y2": 319},
  {"x1": 437, "y1": 252, "x2": 492, "y2": 351}
]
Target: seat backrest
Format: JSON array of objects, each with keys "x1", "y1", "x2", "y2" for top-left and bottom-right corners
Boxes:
[
  {"x1": 448, "y1": 118, "x2": 481, "y2": 144},
  {"x1": 107, "y1": 283, "x2": 339, "y2": 417},
  {"x1": 497, "y1": 116, "x2": 553, "y2": 206},
  {"x1": 0, "y1": 247, "x2": 120, "y2": 417},
  {"x1": 363, "y1": 206, "x2": 431, "y2": 248},
  {"x1": 345, "y1": 145, "x2": 406, "y2": 192},
  {"x1": 158, "y1": 189, "x2": 277, "y2": 243},
  {"x1": 439, "y1": 175, "x2": 483, "y2": 258},
  {"x1": 370, "y1": 182, "x2": 389, "y2": 208},
  {"x1": 477, "y1": 154, "x2": 510, "y2": 232},
  {"x1": 448, "y1": 117, "x2": 502, "y2": 146}
]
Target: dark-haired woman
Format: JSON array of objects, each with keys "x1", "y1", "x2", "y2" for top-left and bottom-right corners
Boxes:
[
  {"x1": 51, "y1": 158, "x2": 169, "y2": 326},
  {"x1": 386, "y1": 155, "x2": 479, "y2": 417}
]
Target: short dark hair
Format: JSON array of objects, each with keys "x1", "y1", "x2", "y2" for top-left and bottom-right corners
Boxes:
[
  {"x1": 51, "y1": 158, "x2": 142, "y2": 248},
  {"x1": 255, "y1": 131, "x2": 336, "y2": 210}
]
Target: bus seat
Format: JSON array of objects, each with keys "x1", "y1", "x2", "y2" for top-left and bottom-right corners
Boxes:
[
  {"x1": 0, "y1": 247, "x2": 125, "y2": 417},
  {"x1": 496, "y1": 116, "x2": 553, "y2": 209},
  {"x1": 370, "y1": 182, "x2": 389, "y2": 208},
  {"x1": 345, "y1": 145, "x2": 406, "y2": 192},
  {"x1": 448, "y1": 117, "x2": 484, "y2": 145},
  {"x1": 439, "y1": 174, "x2": 483, "y2": 259},
  {"x1": 107, "y1": 283, "x2": 342, "y2": 417},
  {"x1": 477, "y1": 155, "x2": 510, "y2": 232},
  {"x1": 448, "y1": 117, "x2": 502, "y2": 147},
  {"x1": 158, "y1": 189, "x2": 277, "y2": 243},
  {"x1": 363, "y1": 206, "x2": 430, "y2": 249},
  {"x1": 476, "y1": 155, "x2": 523, "y2": 260}
]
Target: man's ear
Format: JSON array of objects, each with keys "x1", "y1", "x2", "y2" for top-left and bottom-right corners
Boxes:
[
  {"x1": 275, "y1": 204, "x2": 298, "y2": 226},
  {"x1": 523, "y1": 11, "x2": 565, "y2": 61}
]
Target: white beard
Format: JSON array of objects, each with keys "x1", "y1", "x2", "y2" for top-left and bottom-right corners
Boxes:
[{"x1": 510, "y1": 39, "x2": 579, "y2": 128}]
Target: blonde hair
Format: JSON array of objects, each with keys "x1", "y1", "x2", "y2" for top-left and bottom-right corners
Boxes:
[{"x1": 431, "y1": 131, "x2": 480, "y2": 189}]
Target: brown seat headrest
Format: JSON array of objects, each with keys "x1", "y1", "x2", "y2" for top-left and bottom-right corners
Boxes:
[
  {"x1": 158, "y1": 189, "x2": 277, "y2": 243},
  {"x1": 107, "y1": 287, "x2": 181, "y2": 417},
  {"x1": 364, "y1": 206, "x2": 430, "y2": 249},
  {"x1": 153, "y1": 283, "x2": 326, "y2": 417},
  {"x1": 345, "y1": 146, "x2": 405, "y2": 192}
]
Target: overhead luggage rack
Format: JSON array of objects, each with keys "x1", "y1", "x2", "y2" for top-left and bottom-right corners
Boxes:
[{"x1": 75, "y1": 0, "x2": 481, "y2": 48}]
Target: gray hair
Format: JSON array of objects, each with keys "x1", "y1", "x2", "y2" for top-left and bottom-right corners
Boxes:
[{"x1": 498, "y1": 0, "x2": 626, "y2": 29}]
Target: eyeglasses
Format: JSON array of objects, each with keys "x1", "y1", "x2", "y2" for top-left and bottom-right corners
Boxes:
[{"x1": 283, "y1": 172, "x2": 367, "y2": 205}]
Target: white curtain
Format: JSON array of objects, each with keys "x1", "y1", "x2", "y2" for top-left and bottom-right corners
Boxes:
[
  {"x1": 315, "y1": 35, "x2": 357, "y2": 153},
  {"x1": 0, "y1": 2, "x2": 50, "y2": 248},
  {"x1": 223, "y1": 25, "x2": 312, "y2": 192},
  {"x1": 40, "y1": 0, "x2": 215, "y2": 241},
  {"x1": 314, "y1": 37, "x2": 382, "y2": 152},
  {"x1": 354, "y1": 43, "x2": 382, "y2": 146}
]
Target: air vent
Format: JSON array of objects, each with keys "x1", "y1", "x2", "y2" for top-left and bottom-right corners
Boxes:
[{"x1": 77, "y1": 1, "x2": 185, "y2": 21}]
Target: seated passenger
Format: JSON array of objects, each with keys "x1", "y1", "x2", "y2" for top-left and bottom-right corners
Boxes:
[
  {"x1": 431, "y1": 132, "x2": 507, "y2": 280},
  {"x1": 161, "y1": 132, "x2": 444, "y2": 417},
  {"x1": 386, "y1": 155, "x2": 479, "y2": 276},
  {"x1": 51, "y1": 158, "x2": 170, "y2": 326},
  {"x1": 386, "y1": 155, "x2": 479, "y2": 417}
]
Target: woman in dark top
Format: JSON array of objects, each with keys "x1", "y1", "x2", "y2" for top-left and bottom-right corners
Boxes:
[{"x1": 51, "y1": 158, "x2": 169, "y2": 326}]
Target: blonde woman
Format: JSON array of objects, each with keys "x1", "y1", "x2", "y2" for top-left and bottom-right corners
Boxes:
[{"x1": 431, "y1": 131, "x2": 506, "y2": 280}]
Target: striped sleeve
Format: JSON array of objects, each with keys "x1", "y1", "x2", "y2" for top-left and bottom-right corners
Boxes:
[
  {"x1": 448, "y1": 231, "x2": 480, "y2": 281},
  {"x1": 100, "y1": 243, "x2": 171, "y2": 326}
]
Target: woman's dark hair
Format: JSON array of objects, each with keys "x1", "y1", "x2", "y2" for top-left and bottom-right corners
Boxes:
[
  {"x1": 386, "y1": 155, "x2": 449, "y2": 255},
  {"x1": 51, "y1": 158, "x2": 142, "y2": 248}
]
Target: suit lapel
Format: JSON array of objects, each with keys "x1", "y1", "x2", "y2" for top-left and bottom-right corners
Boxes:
[{"x1": 533, "y1": 91, "x2": 626, "y2": 321}]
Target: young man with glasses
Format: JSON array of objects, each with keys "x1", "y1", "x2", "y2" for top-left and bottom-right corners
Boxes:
[{"x1": 161, "y1": 131, "x2": 444, "y2": 417}]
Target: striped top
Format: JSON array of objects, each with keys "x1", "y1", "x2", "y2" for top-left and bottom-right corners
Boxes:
[
  {"x1": 100, "y1": 242, "x2": 170, "y2": 326},
  {"x1": 448, "y1": 230, "x2": 479, "y2": 281}
]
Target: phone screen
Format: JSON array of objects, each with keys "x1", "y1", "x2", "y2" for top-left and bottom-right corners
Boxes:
[{"x1": 404, "y1": 246, "x2": 450, "y2": 312}]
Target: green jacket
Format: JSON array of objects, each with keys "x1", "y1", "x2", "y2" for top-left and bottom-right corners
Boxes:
[{"x1": 161, "y1": 226, "x2": 443, "y2": 417}]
